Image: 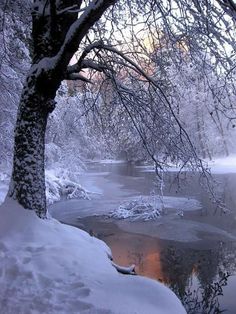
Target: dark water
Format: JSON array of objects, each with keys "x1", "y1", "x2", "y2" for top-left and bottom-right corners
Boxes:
[{"x1": 50, "y1": 162, "x2": 236, "y2": 314}]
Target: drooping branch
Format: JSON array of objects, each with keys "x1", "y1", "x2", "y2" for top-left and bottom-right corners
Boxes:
[
  {"x1": 66, "y1": 41, "x2": 211, "y2": 172},
  {"x1": 67, "y1": 59, "x2": 110, "y2": 76},
  {"x1": 92, "y1": 45, "x2": 202, "y2": 160},
  {"x1": 111, "y1": 262, "x2": 136, "y2": 275},
  {"x1": 76, "y1": 40, "x2": 104, "y2": 67},
  {"x1": 65, "y1": 41, "x2": 113, "y2": 80}
]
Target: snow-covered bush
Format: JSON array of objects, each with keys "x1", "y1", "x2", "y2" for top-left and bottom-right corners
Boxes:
[
  {"x1": 46, "y1": 90, "x2": 106, "y2": 162},
  {"x1": 0, "y1": 169, "x2": 89, "y2": 207},
  {"x1": 45, "y1": 169, "x2": 89, "y2": 205},
  {"x1": 110, "y1": 196, "x2": 162, "y2": 221},
  {"x1": 109, "y1": 195, "x2": 202, "y2": 221}
]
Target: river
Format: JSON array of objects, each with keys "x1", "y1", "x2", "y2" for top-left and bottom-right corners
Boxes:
[{"x1": 50, "y1": 161, "x2": 236, "y2": 314}]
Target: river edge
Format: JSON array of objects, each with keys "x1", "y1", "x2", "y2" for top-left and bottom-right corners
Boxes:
[
  {"x1": 54, "y1": 213, "x2": 236, "y2": 313},
  {"x1": 50, "y1": 161, "x2": 236, "y2": 313}
]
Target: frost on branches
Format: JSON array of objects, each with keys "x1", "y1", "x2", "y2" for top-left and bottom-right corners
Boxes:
[{"x1": 0, "y1": 0, "x2": 235, "y2": 217}]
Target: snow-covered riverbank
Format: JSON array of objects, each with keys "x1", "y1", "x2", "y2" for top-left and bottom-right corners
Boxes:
[
  {"x1": 0, "y1": 198, "x2": 186, "y2": 313},
  {"x1": 1, "y1": 156, "x2": 236, "y2": 313}
]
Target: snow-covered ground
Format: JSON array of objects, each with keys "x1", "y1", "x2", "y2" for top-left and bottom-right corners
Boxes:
[
  {"x1": 0, "y1": 199, "x2": 186, "y2": 314},
  {"x1": 0, "y1": 155, "x2": 235, "y2": 313}
]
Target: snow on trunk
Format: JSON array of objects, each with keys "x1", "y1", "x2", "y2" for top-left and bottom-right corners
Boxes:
[{"x1": 8, "y1": 79, "x2": 55, "y2": 217}]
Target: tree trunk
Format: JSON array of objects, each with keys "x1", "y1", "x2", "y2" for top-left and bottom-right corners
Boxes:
[
  {"x1": 8, "y1": 78, "x2": 55, "y2": 218},
  {"x1": 6, "y1": 0, "x2": 115, "y2": 217}
]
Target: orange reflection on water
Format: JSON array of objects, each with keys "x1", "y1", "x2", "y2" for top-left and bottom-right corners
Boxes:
[
  {"x1": 140, "y1": 251, "x2": 164, "y2": 281},
  {"x1": 105, "y1": 233, "x2": 164, "y2": 281}
]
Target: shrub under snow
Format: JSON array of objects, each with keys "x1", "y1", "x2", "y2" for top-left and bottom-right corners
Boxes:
[
  {"x1": 109, "y1": 195, "x2": 201, "y2": 221},
  {"x1": 110, "y1": 196, "x2": 162, "y2": 221},
  {"x1": 45, "y1": 168, "x2": 89, "y2": 205},
  {"x1": 0, "y1": 167, "x2": 89, "y2": 207}
]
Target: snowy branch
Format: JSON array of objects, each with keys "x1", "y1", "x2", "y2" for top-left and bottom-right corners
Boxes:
[
  {"x1": 54, "y1": 0, "x2": 116, "y2": 72},
  {"x1": 56, "y1": 4, "x2": 84, "y2": 15},
  {"x1": 111, "y1": 262, "x2": 136, "y2": 275},
  {"x1": 76, "y1": 40, "x2": 104, "y2": 65},
  {"x1": 67, "y1": 59, "x2": 110, "y2": 76},
  {"x1": 65, "y1": 73, "x2": 93, "y2": 83},
  {"x1": 80, "y1": 59, "x2": 107, "y2": 72},
  {"x1": 217, "y1": 0, "x2": 236, "y2": 19}
]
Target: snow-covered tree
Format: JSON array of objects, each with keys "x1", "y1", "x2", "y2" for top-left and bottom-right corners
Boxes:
[
  {"x1": 157, "y1": 54, "x2": 236, "y2": 159},
  {"x1": 6, "y1": 0, "x2": 116, "y2": 217},
  {"x1": 0, "y1": 0, "x2": 31, "y2": 170},
  {"x1": 2, "y1": 0, "x2": 235, "y2": 217}
]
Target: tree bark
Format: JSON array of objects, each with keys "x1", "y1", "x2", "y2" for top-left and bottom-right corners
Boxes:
[{"x1": 8, "y1": 76, "x2": 56, "y2": 218}]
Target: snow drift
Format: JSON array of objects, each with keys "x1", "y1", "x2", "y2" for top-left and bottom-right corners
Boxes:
[{"x1": 0, "y1": 198, "x2": 186, "y2": 313}]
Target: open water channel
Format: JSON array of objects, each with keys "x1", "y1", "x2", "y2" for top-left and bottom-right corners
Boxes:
[{"x1": 50, "y1": 161, "x2": 236, "y2": 313}]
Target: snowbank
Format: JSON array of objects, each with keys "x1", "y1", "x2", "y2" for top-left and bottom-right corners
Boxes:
[{"x1": 0, "y1": 199, "x2": 186, "y2": 314}]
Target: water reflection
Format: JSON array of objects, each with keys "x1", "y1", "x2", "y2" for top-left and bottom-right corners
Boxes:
[
  {"x1": 54, "y1": 162, "x2": 236, "y2": 313},
  {"x1": 160, "y1": 243, "x2": 234, "y2": 313},
  {"x1": 78, "y1": 213, "x2": 236, "y2": 313},
  {"x1": 92, "y1": 222, "x2": 236, "y2": 313}
]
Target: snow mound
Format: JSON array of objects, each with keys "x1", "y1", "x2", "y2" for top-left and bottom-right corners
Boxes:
[
  {"x1": 110, "y1": 197, "x2": 161, "y2": 221},
  {"x1": 110, "y1": 195, "x2": 201, "y2": 221},
  {"x1": 0, "y1": 199, "x2": 186, "y2": 314}
]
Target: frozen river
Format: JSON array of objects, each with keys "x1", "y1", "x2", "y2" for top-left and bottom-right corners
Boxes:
[{"x1": 50, "y1": 161, "x2": 236, "y2": 313}]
